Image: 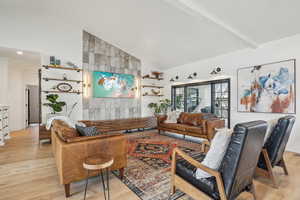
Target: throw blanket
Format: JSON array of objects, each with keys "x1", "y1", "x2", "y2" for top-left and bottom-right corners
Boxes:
[{"x1": 46, "y1": 115, "x2": 86, "y2": 130}]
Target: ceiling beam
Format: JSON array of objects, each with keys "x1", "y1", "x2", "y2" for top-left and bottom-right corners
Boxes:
[{"x1": 163, "y1": 0, "x2": 259, "y2": 48}]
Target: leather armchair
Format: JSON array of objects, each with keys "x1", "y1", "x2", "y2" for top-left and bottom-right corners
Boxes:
[
  {"x1": 170, "y1": 120, "x2": 267, "y2": 200},
  {"x1": 256, "y1": 115, "x2": 295, "y2": 188}
]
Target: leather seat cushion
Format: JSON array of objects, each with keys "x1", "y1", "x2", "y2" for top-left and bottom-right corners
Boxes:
[
  {"x1": 160, "y1": 123, "x2": 203, "y2": 134},
  {"x1": 176, "y1": 153, "x2": 219, "y2": 199}
]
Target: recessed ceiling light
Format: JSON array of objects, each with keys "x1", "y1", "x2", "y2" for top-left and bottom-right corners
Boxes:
[{"x1": 16, "y1": 51, "x2": 23, "y2": 55}]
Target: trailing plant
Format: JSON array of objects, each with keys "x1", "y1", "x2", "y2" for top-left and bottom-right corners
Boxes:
[
  {"x1": 43, "y1": 94, "x2": 66, "y2": 114},
  {"x1": 148, "y1": 99, "x2": 171, "y2": 115}
]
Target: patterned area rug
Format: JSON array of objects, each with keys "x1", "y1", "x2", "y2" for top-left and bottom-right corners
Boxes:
[{"x1": 114, "y1": 131, "x2": 204, "y2": 200}]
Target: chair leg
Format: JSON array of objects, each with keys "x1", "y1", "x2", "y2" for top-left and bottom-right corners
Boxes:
[
  {"x1": 279, "y1": 158, "x2": 289, "y2": 175},
  {"x1": 119, "y1": 168, "x2": 125, "y2": 180},
  {"x1": 170, "y1": 149, "x2": 176, "y2": 195},
  {"x1": 259, "y1": 149, "x2": 278, "y2": 189},
  {"x1": 64, "y1": 183, "x2": 71, "y2": 198}
]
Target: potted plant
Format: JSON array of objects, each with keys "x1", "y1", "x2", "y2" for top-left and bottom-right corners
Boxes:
[
  {"x1": 148, "y1": 99, "x2": 171, "y2": 115},
  {"x1": 43, "y1": 94, "x2": 66, "y2": 117}
]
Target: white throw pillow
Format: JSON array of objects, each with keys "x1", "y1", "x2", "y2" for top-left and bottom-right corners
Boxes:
[
  {"x1": 264, "y1": 118, "x2": 278, "y2": 144},
  {"x1": 195, "y1": 128, "x2": 232, "y2": 179},
  {"x1": 165, "y1": 111, "x2": 179, "y2": 123}
]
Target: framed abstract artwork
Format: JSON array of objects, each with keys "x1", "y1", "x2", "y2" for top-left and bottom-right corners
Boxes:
[
  {"x1": 93, "y1": 71, "x2": 136, "y2": 98},
  {"x1": 237, "y1": 59, "x2": 296, "y2": 114}
]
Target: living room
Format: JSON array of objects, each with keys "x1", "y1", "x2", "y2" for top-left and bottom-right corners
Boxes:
[{"x1": 0, "y1": 1, "x2": 299, "y2": 200}]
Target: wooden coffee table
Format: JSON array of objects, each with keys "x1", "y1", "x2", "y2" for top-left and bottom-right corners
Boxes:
[{"x1": 83, "y1": 154, "x2": 114, "y2": 200}]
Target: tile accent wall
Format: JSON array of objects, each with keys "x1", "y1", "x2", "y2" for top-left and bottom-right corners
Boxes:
[{"x1": 82, "y1": 31, "x2": 141, "y2": 120}]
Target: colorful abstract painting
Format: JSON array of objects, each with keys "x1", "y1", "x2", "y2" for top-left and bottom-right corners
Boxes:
[
  {"x1": 93, "y1": 71, "x2": 135, "y2": 98},
  {"x1": 238, "y1": 59, "x2": 295, "y2": 113}
]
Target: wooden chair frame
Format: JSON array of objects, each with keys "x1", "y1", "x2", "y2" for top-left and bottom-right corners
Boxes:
[
  {"x1": 255, "y1": 148, "x2": 289, "y2": 188},
  {"x1": 170, "y1": 148, "x2": 257, "y2": 200}
]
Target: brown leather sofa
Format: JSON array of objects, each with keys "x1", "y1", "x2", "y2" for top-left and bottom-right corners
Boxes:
[
  {"x1": 51, "y1": 120, "x2": 128, "y2": 197},
  {"x1": 158, "y1": 112, "x2": 225, "y2": 142}
]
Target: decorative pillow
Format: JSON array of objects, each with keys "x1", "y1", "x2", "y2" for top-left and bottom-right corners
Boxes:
[
  {"x1": 195, "y1": 128, "x2": 233, "y2": 179},
  {"x1": 165, "y1": 111, "x2": 179, "y2": 123},
  {"x1": 264, "y1": 118, "x2": 278, "y2": 144},
  {"x1": 76, "y1": 125, "x2": 101, "y2": 137}
]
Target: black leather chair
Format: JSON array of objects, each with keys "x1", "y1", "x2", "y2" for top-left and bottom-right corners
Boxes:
[
  {"x1": 256, "y1": 115, "x2": 295, "y2": 188},
  {"x1": 170, "y1": 120, "x2": 267, "y2": 200}
]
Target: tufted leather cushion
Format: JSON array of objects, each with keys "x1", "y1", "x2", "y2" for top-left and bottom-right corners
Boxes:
[
  {"x1": 159, "y1": 123, "x2": 203, "y2": 134},
  {"x1": 258, "y1": 115, "x2": 295, "y2": 170},
  {"x1": 177, "y1": 112, "x2": 216, "y2": 126},
  {"x1": 176, "y1": 153, "x2": 220, "y2": 199},
  {"x1": 52, "y1": 120, "x2": 79, "y2": 142},
  {"x1": 219, "y1": 121, "x2": 267, "y2": 200}
]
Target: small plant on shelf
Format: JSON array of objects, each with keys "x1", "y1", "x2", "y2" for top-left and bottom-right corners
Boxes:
[
  {"x1": 43, "y1": 94, "x2": 66, "y2": 114},
  {"x1": 148, "y1": 99, "x2": 171, "y2": 115}
]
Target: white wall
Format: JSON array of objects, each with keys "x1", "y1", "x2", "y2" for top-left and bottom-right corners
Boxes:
[
  {"x1": 163, "y1": 34, "x2": 300, "y2": 153},
  {"x1": 0, "y1": 58, "x2": 8, "y2": 105},
  {"x1": 8, "y1": 63, "x2": 39, "y2": 131}
]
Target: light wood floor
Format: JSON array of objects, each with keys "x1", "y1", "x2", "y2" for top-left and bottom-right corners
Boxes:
[{"x1": 0, "y1": 127, "x2": 299, "y2": 200}]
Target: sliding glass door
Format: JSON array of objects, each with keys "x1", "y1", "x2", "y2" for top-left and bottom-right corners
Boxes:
[{"x1": 171, "y1": 79, "x2": 230, "y2": 127}]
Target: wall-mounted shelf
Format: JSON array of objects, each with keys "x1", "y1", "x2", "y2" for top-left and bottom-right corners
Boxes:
[
  {"x1": 42, "y1": 90, "x2": 82, "y2": 95},
  {"x1": 43, "y1": 77, "x2": 83, "y2": 84},
  {"x1": 42, "y1": 65, "x2": 82, "y2": 72},
  {"x1": 142, "y1": 76, "x2": 163, "y2": 80},
  {"x1": 142, "y1": 85, "x2": 164, "y2": 89},
  {"x1": 142, "y1": 94, "x2": 164, "y2": 97}
]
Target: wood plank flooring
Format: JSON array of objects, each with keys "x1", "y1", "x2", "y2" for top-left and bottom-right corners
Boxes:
[{"x1": 0, "y1": 126, "x2": 299, "y2": 200}]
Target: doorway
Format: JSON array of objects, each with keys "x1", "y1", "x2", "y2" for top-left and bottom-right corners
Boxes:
[{"x1": 25, "y1": 85, "x2": 39, "y2": 126}]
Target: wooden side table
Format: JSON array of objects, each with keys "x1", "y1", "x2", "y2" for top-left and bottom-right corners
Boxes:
[{"x1": 83, "y1": 155, "x2": 114, "y2": 200}]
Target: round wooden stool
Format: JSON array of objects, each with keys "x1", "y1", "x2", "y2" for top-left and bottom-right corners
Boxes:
[{"x1": 83, "y1": 154, "x2": 114, "y2": 200}]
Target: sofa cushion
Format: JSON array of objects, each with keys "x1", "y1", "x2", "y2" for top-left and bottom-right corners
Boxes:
[
  {"x1": 160, "y1": 123, "x2": 203, "y2": 134},
  {"x1": 76, "y1": 125, "x2": 101, "y2": 137},
  {"x1": 53, "y1": 120, "x2": 79, "y2": 142},
  {"x1": 176, "y1": 153, "x2": 220, "y2": 199},
  {"x1": 195, "y1": 128, "x2": 232, "y2": 179},
  {"x1": 177, "y1": 113, "x2": 203, "y2": 126}
]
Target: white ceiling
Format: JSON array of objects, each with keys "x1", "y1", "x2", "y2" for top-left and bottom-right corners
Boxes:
[
  {"x1": 0, "y1": 46, "x2": 40, "y2": 68},
  {"x1": 1, "y1": 0, "x2": 300, "y2": 69}
]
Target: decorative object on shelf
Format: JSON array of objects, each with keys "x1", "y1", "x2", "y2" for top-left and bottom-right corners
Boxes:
[
  {"x1": 148, "y1": 99, "x2": 171, "y2": 115},
  {"x1": 151, "y1": 89, "x2": 161, "y2": 95},
  {"x1": 187, "y1": 72, "x2": 197, "y2": 79},
  {"x1": 210, "y1": 67, "x2": 222, "y2": 75},
  {"x1": 170, "y1": 75, "x2": 179, "y2": 82},
  {"x1": 142, "y1": 74, "x2": 164, "y2": 80},
  {"x1": 238, "y1": 59, "x2": 295, "y2": 114},
  {"x1": 57, "y1": 82, "x2": 73, "y2": 92},
  {"x1": 55, "y1": 59, "x2": 61, "y2": 65},
  {"x1": 63, "y1": 73, "x2": 68, "y2": 80},
  {"x1": 43, "y1": 94, "x2": 66, "y2": 114},
  {"x1": 66, "y1": 61, "x2": 79, "y2": 69},
  {"x1": 93, "y1": 71, "x2": 135, "y2": 98},
  {"x1": 152, "y1": 71, "x2": 163, "y2": 79},
  {"x1": 50, "y1": 56, "x2": 56, "y2": 65}
]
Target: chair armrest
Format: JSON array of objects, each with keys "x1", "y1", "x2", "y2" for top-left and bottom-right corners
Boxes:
[
  {"x1": 201, "y1": 140, "x2": 210, "y2": 153},
  {"x1": 172, "y1": 148, "x2": 227, "y2": 200},
  {"x1": 173, "y1": 148, "x2": 219, "y2": 177},
  {"x1": 157, "y1": 115, "x2": 168, "y2": 125},
  {"x1": 206, "y1": 119, "x2": 225, "y2": 141}
]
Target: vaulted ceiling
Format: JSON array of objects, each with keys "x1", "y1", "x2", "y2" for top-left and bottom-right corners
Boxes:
[{"x1": 1, "y1": 0, "x2": 300, "y2": 69}]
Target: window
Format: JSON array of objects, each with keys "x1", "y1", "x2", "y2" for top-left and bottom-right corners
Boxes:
[{"x1": 171, "y1": 79, "x2": 230, "y2": 127}]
